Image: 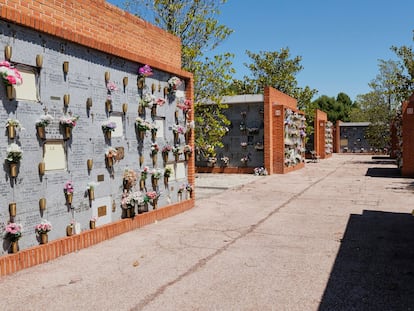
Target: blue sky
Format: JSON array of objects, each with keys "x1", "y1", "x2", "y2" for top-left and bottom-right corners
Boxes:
[{"x1": 107, "y1": 0, "x2": 414, "y2": 101}]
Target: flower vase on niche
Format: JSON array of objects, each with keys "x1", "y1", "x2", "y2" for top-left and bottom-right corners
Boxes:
[
  {"x1": 138, "y1": 104, "x2": 144, "y2": 115},
  {"x1": 63, "y1": 94, "x2": 70, "y2": 107},
  {"x1": 10, "y1": 241, "x2": 18, "y2": 254},
  {"x1": 162, "y1": 153, "x2": 168, "y2": 163},
  {"x1": 36, "y1": 126, "x2": 45, "y2": 139},
  {"x1": 88, "y1": 188, "x2": 95, "y2": 201},
  {"x1": 6, "y1": 85, "x2": 14, "y2": 100},
  {"x1": 66, "y1": 192, "x2": 73, "y2": 204},
  {"x1": 151, "y1": 175, "x2": 158, "y2": 189},
  {"x1": 139, "y1": 154, "x2": 144, "y2": 167},
  {"x1": 38, "y1": 162, "x2": 45, "y2": 176},
  {"x1": 139, "y1": 130, "x2": 145, "y2": 141},
  {"x1": 107, "y1": 156, "x2": 113, "y2": 168},
  {"x1": 151, "y1": 130, "x2": 157, "y2": 141},
  {"x1": 66, "y1": 225, "x2": 73, "y2": 236},
  {"x1": 5, "y1": 45, "x2": 12, "y2": 61},
  {"x1": 105, "y1": 100, "x2": 112, "y2": 112},
  {"x1": 126, "y1": 207, "x2": 132, "y2": 218},
  {"x1": 7, "y1": 125, "x2": 15, "y2": 139},
  {"x1": 87, "y1": 159, "x2": 93, "y2": 171},
  {"x1": 152, "y1": 198, "x2": 158, "y2": 210},
  {"x1": 9, "y1": 162, "x2": 18, "y2": 178},
  {"x1": 151, "y1": 105, "x2": 157, "y2": 118},
  {"x1": 40, "y1": 233, "x2": 48, "y2": 245},
  {"x1": 9, "y1": 202, "x2": 16, "y2": 218},
  {"x1": 139, "y1": 179, "x2": 145, "y2": 191},
  {"x1": 138, "y1": 203, "x2": 148, "y2": 214},
  {"x1": 105, "y1": 130, "x2": 111, "y2": 140},
  {"x1": 39, "y1": 198, "x2": 46, "y2": 211},
  {"x1": 152, "y1": 154, "x2": 157, "y2": 167},
  {"x1": 137, "y1": 77, "x2": 145, "y2": 89},
  {"x1": 63, "y1": 126, "x2": 72, "y2": 140}
]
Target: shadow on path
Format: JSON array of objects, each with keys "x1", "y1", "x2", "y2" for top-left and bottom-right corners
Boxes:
[{"x1": 319, "y1": 210, "x2": 414, "y2": 310}]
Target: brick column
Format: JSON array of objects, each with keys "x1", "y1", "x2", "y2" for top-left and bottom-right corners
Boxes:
[{"x1": 402, "y1": 96, "x2": 414, "y2": 176}]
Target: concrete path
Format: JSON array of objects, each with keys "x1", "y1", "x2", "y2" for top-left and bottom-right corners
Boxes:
[{"x1": 1, "y1": 154, "x2": 414, "y2": 310}]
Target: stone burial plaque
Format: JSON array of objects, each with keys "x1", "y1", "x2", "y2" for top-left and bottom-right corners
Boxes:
[
  {"x1": 43, "y1": 141, "x2": 67, "y2": 171},
  {"x1": 154, "y1": 119, "x2": 165, "y2": 138},
  {"x1": 91, "y1": 196, "x2": 112, "y2": 226},
  {"x1": 175, "y1": 162, "x2": 186, "y2": 180},
  {"x1": 108, "y1": 115, "x2": 124, "y2": 137},
  {"x1": 15, "y1": 68, "x2": 38, "y2": 101}
]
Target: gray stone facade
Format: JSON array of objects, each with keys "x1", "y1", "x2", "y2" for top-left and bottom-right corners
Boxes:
[
  {"x1": 0, "y1": 21, "x2": 190, "y2": 254},
  {"x1": 196, "y1": 95, "x2": 265, "y2": 168}
]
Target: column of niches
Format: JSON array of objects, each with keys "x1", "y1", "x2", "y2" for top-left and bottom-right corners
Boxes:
[
  {"x1": 122, "y1": 68, "x2": 194, "y2": 218},
  {"x1": 283, "y1": 108, "x2": 306, "y2": 170},
  {"x1": 324, "y1": 121, "x2": 333, "y2": 158}
]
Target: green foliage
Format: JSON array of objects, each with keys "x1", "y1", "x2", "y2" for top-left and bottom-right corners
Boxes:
[
  {"x1": 311, "y1": 93, "x2": 354, "y2": 123},
  {"x1": 229, "y1": 48, "x2": 317, "y2": 109},
  {"x1": 124, "y1": 0, "x2": 234, "y2": 156},
  {"x1": 391, "y1": 31, "x2": 414, "y2": 100}
]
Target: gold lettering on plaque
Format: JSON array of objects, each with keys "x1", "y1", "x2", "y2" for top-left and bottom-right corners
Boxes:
[{"x1": 97, "y1": 205, "x2": 107, "y2": 217}]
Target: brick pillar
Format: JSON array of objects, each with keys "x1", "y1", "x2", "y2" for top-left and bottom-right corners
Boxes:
[
  {"x1": 263, "y1": 88, "x2": 274, "y2": 174},
  {"x1": 314, "y1": 110, "x2": 327, "y2": 158},
  {"x1": 272, "y1": 105, "x2": 285, "y2": 174},
  {"x1": 334, "y1": 120, "x2": 341, "y2": 153},
  {"x1": 402, "y1": 97, "x2": 414, "y2": 176}
]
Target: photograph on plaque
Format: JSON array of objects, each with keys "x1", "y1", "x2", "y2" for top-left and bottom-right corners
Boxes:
[
  {"x1": 15, "y1": 67, "x2": 38, "y2": 101},
  {"x1": 43, "y1": 141, "x2": 67, "y2": 171},
  {"x1": 108, "y1": 115, "x2": 123, "y2": 137}
]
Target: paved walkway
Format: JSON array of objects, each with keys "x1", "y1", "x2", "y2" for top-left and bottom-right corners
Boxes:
[{"x1": 1, "y1": 154, "x2": 414, "y2": 310}]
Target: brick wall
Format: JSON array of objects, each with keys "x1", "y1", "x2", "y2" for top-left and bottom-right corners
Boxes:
[
  {"x1": 264, "y1": 87, "x2": 305, "y2": 174},
  {"x1": 0, "y1": 0, "x2": 187, "y2": 77},
  {"x1": 314, "y1": 110, "x2": 327, "y2": 158}
]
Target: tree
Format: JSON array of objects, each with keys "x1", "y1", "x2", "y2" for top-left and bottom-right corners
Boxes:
[
  {"x1": 311, "y1": 93, "x2": 354, "y2": 123},
  {"x1": 353, "y1": 91, "x2": 390, "y2": 150},
  {"x1": 229, "y1": 48, "x2": 317, "y2": 109},
  {"x1": 391, "y1": 31, "x2": 414, "y2": 100},
  {"x1": 124, "y1": 0, "x2": 234, "y2": 154}
]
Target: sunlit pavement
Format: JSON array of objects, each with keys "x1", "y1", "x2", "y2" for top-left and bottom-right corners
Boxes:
[{"x1": 1, "y1": 154, "x2": 414, "y2": 311}]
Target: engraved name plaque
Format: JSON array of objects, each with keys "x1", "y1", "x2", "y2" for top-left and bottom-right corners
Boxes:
[{"x1": 43, "y1": 141, "x2": 66, "y2": 171}]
